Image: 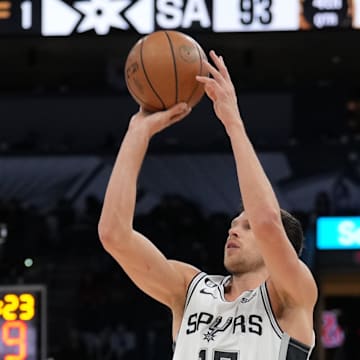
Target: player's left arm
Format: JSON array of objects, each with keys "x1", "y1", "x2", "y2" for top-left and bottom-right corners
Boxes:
[
  {"x1": 230, "y1": 124, "x2": 317, "y2": 308},
  {"x1": 197, "y1": 51, "x2": 317, "y2": 308}
]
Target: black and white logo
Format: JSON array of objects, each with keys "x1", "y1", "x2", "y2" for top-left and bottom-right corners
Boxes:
[
  {"x1": 200, "y1": 277, "x2": 219, "y2": 299},
  {"x1": 37, "y1": 0, "x2": 298, "y2": 37},
  {"x1": 40, "y1": 0, "x2": 210, "y2": 36}
]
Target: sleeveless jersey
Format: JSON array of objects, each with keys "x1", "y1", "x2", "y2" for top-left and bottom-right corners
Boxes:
[{"x1": 172, "y1": 272, "x2": 314, "y2": 360}]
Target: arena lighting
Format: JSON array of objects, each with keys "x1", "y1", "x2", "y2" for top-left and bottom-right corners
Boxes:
[
  {"x1": 1, "y1": 0, "x2": 360, "y2": 36},
  {"x1": 0, "y1": 223, "x2": 7, "y2": 244},
  {"x1": 24, "y1": 258, "x2": 34, "y2": 267},
  {"x1": 316, "y1": 216, "x2": 360, "y2": 250}
]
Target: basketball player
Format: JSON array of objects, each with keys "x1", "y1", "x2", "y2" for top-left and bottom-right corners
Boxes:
[{"x1": 98, "y1": 50, "x2": 318, "y2": 359}]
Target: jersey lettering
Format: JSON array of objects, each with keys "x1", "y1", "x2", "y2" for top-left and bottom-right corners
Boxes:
[
  {"x1": 187, "y1": 312, "x2": 215, "y2": 334},
  {"x1": 187, "y1": 313, "x2": 198, "y2": 334},
  {"x1": 186, "y1": 312, "x2": 263, "y2": 337},
  {"x1": 198, "y1": 312, "x2": 214, "y2": 330},
  {"x1": 232, "y1": 315, "x2": 246, "y2": 333},
  {"x1": 249, "y1": 314, "x2": 263, "y2": 335},
  {"x1": 209, "y1": 316, "x2": 233, "y2": 334}
]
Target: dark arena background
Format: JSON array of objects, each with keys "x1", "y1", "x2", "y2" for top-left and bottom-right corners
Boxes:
[{"x1": 1, "y1": 1, "x2": 360, "y2": 359}]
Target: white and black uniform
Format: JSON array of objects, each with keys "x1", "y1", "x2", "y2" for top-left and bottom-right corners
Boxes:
[{"x1": 173, "y1": 272, "x2": 314, "y2": 360}]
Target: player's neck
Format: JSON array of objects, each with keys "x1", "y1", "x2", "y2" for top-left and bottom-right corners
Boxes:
[{"x1": 224, "y1": 271, "x2": 268, "y2": 301}]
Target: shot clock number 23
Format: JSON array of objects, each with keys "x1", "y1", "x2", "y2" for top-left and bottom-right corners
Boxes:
[{"x1": 0, "y1": 286, "x2": 46, "y2": 360}]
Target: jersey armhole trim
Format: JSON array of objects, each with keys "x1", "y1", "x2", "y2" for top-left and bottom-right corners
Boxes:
[
  {"x1": 260, "y1": 282, "x2": 283, "y2": 339},
  {"x1": 261, "y1": 283, "x2": 315, "y2": 356},
  {"x1": 289, "y1": 337, "x2": 312, "y2": 352},
  {"x1": 173, "y1": 271, "x2": 205, "y2": 351},
  {"x1": 278, "y1": 332, "x2": 290, "y2": 360},
  {"x1": 184, "y1": 271, "x2": 207, "y2": 310}
]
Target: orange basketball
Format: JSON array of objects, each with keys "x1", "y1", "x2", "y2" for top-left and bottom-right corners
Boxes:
[{"x1": 125, "y1": 30, "x2": 208, "y2": 112}]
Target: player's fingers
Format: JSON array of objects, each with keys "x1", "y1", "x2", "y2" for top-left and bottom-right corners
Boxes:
[
  {"x1": 202, "y1": 58, "x2": 224, "y2": 83},
  {"x1": 218, "y1": 55, "x2": 231, "y2": 81},
  {"x1": 169, "y1": 106, "x2": 192, "y2": 124},
  {"x1": 167, "y1": 102, "x2": 189, "y2": 116},
  {"x1": 139, "y1": 106, "x2": 151, "y2": 116},
  {"x1": 163, "y1": 103, "x2": 190, "y2": 123},
  {"x1": 204, "y1": 84, "x2": 217, "y2": 102},
  {"x1": 210, "y1": 50, "x2": 230, "y2": 80},
  {"x1": 196, "y1": 75, "x2": 222, "y2": 96},
  {"x1": 196, "y1": 75, "x2": 218, "y2": 86}
]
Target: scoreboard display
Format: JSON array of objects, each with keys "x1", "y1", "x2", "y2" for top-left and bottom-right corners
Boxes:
[
  {"x1": 317, "y1": 216, "x2": 360, "y2": 250},
  {"x1": 0, "y1": 0, "x2": 360, "y2": 36},
  {"x1": 0, "y1": 285, "x2": 46, "y2": 360}
]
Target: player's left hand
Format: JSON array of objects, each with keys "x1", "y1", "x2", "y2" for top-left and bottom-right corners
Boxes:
[{"x1": 196, "y1": 50, "x2": 242, "y2": 131}]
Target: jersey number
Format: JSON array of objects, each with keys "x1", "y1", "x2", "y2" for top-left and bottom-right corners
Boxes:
[{"x1": 199, "y1": 349, "x2": 238, "y2": 360}]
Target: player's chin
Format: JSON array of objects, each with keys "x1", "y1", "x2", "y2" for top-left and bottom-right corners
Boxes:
[
  {"x1": 224, "y1": 256, "x2": 239, "y2": 271},
  {"x1": 224, "y1": 261, "x2": 238, "y2": 275}
]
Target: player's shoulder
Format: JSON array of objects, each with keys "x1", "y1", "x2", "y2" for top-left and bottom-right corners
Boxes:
[
  {"x1": 168, "y1": 261, "x2": 228, "y2": 290},
  {"x1": 168, "y1": 260, "x2": 201, "y2": 286}
]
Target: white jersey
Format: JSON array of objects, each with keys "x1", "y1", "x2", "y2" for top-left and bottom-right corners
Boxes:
[{"x1": 173, "y1": 272, "x2": 314, "y2": 360}]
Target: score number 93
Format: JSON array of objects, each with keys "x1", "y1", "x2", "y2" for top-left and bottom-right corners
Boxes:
[{"x1": 240, "y1": 0, "x2": 272, "y2": 25}]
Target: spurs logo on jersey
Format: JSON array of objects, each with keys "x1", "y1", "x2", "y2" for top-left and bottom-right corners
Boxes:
[
  {"x1": 199, "y1": 288, "x2": 218, "y2": 299},
  {"x1": 200, "y1": 277, "x2": 257, "y2": 303},
  {"x1": 173, "y1": 273, "x2": 314, "y2": 360},
  {"x1": 186, "y1": 312, "x2": 263, "y2": 341}
]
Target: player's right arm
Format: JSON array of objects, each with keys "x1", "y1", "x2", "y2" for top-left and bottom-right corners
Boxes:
[{"x1": 98, "y1": 104, "x2": 198, "y2": 310}]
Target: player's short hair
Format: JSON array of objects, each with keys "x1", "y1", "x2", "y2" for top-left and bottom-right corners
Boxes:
[
  {"x1": 237, "y1": 207, "x2": 304, "y2": 257},
  {"x1": 280, "y1": 209, "x2": 304, "y2": 257}
]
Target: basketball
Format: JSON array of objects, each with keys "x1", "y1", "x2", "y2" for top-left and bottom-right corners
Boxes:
[{"x1": 125, "y1": 30, "x2": 208, "y2": 112}]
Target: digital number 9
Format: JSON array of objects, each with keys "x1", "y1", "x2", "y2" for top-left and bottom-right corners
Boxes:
[
  {"x1": 240, "y1": 0, "x2": 254, "y2": 25},
  {"x1": 2, "y1": 320, "x2": 27, "y2": 360}
]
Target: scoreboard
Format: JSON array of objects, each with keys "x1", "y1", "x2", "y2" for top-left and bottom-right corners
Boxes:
[
  {"x1": 0, "y1": 0, "x2": 360, "y2": 36},
  {"x1": 317, "y1": 216, "x2": 360, "y2": 250},
  {"x1": 0, "y1": 285, "x2": 46, "y2": 360}
]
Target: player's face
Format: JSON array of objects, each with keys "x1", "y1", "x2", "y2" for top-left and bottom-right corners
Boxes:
[{"x1": 223, "y1": 212, "x2": 265, "y2": 274}]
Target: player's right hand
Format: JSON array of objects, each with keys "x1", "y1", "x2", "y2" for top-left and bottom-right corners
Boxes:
[{"x1": 129, "y1": 103, "x2": 191, "y2": 138}]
